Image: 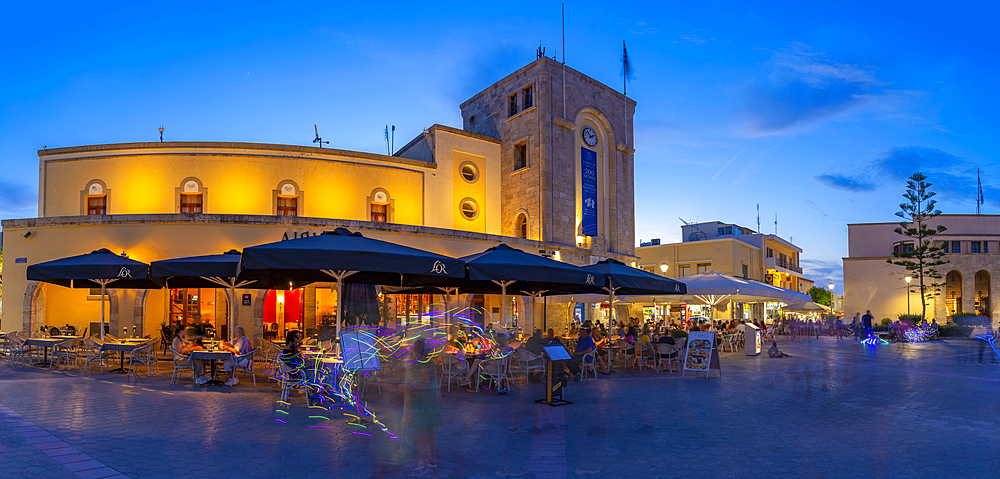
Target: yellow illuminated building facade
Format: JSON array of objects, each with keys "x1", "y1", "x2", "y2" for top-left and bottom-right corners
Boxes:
[
  {"x1": 1, "y1": 58, "x2": 638, "y2": 339},
  {"x1": 635, "y1": 221, "x2": 814, "y2": 321}
]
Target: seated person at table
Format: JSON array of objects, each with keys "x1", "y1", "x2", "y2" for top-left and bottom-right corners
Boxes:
[
  {"x1": 541, "y1": 328, "x2": 561, "y2": 346},
  {"x1": 590, "y1": 329, "x2": 612, "y2": 374},
  {"x1": 172, "y1": 326, "x2": 208, "y2": 384},
  {"x1": 279, "y1": 331, "x2": 305, "y2": 381},
  {"x1": 639, "y1": 328, "x2": 653, "y2": 347},
  {"x1": 657, "y1": 332, "x2": 676, "y2": 345},
  {"x1": 525, "y1": 329, "x2": 543, "y2": 356},
  {"x1": 567, "y1": 328, "x2": 596, "y2": 380},
  {"x1": 768, "y1": 342, "x2": 791, "y2": 358},
  {"x1": 221, "y1": 326, "x2": 253, "y2": 386},
  {"x1": 623, "y1": 327, "x2": 638, "y2": 356}
]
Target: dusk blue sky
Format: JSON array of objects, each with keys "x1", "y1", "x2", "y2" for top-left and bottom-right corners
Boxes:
[{"x1": 2, "y1": 1, "x2": 997, "y2": 293}]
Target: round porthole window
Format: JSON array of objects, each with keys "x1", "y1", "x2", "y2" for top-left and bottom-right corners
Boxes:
[
  {"x1": 460, "y1": 162, "x2": 479, "y2": 183},
  {"x1": 469, "y1": 115, "x2": 476, "y2": 125},
  {"x1": 460, "y1": 198, "x2": 479, "y2": 220}
]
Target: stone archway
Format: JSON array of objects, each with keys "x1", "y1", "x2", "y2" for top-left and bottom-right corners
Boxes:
[
  {"x1": 252, "y1": 289, "x2": 268, "y2": 344},
  {"x1": 133, "y1": 289, "x2": 150, "y2": 337},
  {"x1": 946, "y1": 270, "x2": 963, "y2": 316},
  {"x1": 22, "y1": 280, "x2": 42, "y2": 332},
  {"x1": 975, "y1": 270, "x2": 991, "y2": 317}
]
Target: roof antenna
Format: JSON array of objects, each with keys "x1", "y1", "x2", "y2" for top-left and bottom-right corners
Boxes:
[
  {"x1": 756, "y1": 203, "x2": 761, "y2": 234},
  {"x1": 774, "y1": 214, "x2": 778, "y2": 236},
  {"x1": 537, "y1": 42, "x2": 545, "y2": 59},
  {"x1": 158, "y1": 125, "x2": 164, "y2": 142},
  {"x1": 313, "y1": 125, "x2": 329, "y2": 148}
]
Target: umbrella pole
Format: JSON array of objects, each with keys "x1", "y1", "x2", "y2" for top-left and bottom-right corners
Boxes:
[
  {"x1": 501, "y1": 283, "x2": 507, "y2": 331},
  {"x1": 100, "y1": 281, "x2": 107, "y2": 340},
  {"x1": 229, "y1": 281, "x2": 236, "y2": 343}
]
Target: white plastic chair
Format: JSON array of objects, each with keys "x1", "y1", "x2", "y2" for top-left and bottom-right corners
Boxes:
[
  {"x1": 579, "y1": 351, "x2": 598, "y2": 380},
  {"x1": 656, "y1": 343, "x2": 680, "y2": 373}
]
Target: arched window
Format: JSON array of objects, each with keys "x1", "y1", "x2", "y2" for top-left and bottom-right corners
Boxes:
[
  {"x1": 946, "y1": 270, "x2": 963, "y2": 316},
  {"x1": 514, "y1": 213, "x2": 528, "y2": 239},
  {"x1": 368, "y1": 188, "x2": 393, "y2": 223},
  {"x1": 275, "y1": 180, "x2": 302, "y2": 217},
  {"x1": 176, "y1": 178, "x2": 207, "y2": 214},
  {"x1": 976, "y1": 270, "x2": 991, "y2": 317},
  {"x1": 82, "y1": 180, "x2": 109, "y2": 215}
]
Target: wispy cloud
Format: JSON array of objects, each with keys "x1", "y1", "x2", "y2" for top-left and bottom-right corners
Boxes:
[
  {"x1": 815, "y1": 146, "x2": 1000, "y2": 207},
  {"x1": 740, "y1": 43, "x2": 886, "y2": 136},
  {"x1": 815, "y1": 174, "x2": 876, "y2": 192},
  {"x1": 800, "y1": 258, "x2": 844, "y2": 293},
  {"x1": 0, "y1": 180, "x2": 38, "y2": 220},
  {"x1": 674, "y1": 30, "x2": 710, "y2": 45}
]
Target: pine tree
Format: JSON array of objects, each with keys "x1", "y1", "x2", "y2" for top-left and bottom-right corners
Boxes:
[{"x1": 887, "y1": 173, "x2": 949, "y2": 320}]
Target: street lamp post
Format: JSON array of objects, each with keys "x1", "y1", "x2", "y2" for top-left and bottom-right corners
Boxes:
[
  {"x1": 828, "y1": 282, "x2": 835, "y2": 319},
  {"x1": 905, "y1": 276, "x2": 913, "y2": 315}
]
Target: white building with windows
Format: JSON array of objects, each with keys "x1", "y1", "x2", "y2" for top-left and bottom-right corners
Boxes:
[{"x1": 844, "y1": 215, "x2": 1000, "y2": 324}]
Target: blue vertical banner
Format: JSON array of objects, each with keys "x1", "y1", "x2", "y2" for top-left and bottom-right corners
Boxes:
[{"x1": 581, "y1": 147, "x2": 598, "y2": 236}]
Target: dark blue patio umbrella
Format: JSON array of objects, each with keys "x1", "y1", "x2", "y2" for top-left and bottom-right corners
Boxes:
[
  {"x1": 239, "y1": 228, "x2": 465, "y2": 340},
  {"x1": 27, "y1": 248, "x2": 161, "y2": 339},
  {"x1": 151, "y1": 250, "x2": 307, "y2": 341},
  {"x1": 403, "y1": 244, "x2": 605, "y2": 330},
  {"x1": 582, "y1": 258, "x2": 687, "y2": 329}
]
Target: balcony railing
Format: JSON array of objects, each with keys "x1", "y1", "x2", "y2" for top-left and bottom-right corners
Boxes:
[{"x1": 767, "y1": 256, "x2": 803, "y2": 274}]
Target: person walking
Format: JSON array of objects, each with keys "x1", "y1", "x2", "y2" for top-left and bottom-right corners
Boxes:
[
  {"x1": 862, "y1": 310, "x2": 874, "y2": 342},
  {"x1": 851, "y1": 313, "x2": 861, "y2": 343}
]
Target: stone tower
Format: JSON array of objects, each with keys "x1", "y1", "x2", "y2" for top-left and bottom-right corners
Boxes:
[{"x1": 460, "y1": 57, "x2": 636, "y2": 259}]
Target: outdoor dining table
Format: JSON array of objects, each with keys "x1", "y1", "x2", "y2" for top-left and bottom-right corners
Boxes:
[
  {"x1": 100, "y1": 341, "x2": 143, "y2": 373},
  {"x1": 25, "y1": 337, "x2": 64, "y2": 367},
  {"x1": 189, "y1": 350, "x2": 235, "y2": 386}
]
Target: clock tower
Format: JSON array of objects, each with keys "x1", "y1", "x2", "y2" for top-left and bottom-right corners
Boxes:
[{"x1": 460, "y1": 57, "x2": 636, "y2": 260}]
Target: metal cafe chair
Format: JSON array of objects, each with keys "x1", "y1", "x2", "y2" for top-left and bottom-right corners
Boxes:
[
  {"x1": 233, "y1": 348, "x2": 260, "y2": 387},
  {"x1": 439, "y1": 352, "x2": 468, "y2": 392},
  {"x1": 169, "y1": 347, "x2": 195, "y2": 385},
  {"x1": 49, "y1": 338, "x2": 79, "y2": 371}
]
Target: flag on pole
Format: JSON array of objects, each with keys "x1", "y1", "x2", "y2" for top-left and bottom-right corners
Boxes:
[{"x1": 621, "y1": 41, "x2": 634, "y2": 84}]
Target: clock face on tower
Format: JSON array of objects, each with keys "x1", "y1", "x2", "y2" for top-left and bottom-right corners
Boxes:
[{"x1": 582, "y1": 127, "x2": 598, "y2": 147}]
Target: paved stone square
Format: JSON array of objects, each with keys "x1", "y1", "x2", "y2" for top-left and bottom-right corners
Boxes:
[{"x1": 2, "y1": 337, "x2": 999, "y2": 479}]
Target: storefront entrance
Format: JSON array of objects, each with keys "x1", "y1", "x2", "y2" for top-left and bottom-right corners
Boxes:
[
  {"x1": 170, "y1": 288, "x2": 226, "y2": 337},
  {"x1": 263, "y1": 289, "x2": 304, "y2": 340}
]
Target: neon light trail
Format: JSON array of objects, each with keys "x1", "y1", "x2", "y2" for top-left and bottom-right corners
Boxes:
[{"x1": 271, "y1": 306, "x2": 516, "y2": 440}]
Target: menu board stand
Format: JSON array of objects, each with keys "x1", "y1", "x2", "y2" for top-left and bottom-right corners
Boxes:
[
  {"x1": 682, "y1": 331, "x2": 721, "y2": 379},
  {"x1": 743, "y1": 323, "x2": 762, "y2": 356},
  {"x1": 340, "y1": 330, "x2": 381, "y2": 406},
  {"x1": 536, "y1": 344, "x2": 573, "y2": 406}
]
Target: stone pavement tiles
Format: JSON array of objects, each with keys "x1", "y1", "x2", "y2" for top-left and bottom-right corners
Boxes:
[{"x1": 2, "y1": 337, "x2": 1000, "y2": 478}]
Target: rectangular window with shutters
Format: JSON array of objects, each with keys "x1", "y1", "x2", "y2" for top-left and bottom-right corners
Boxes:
[
  {"x1": 277, "y1": 197, "x2": 298, "y2": 216},
  {"x1": 180, "y1": 194, "x2": 203, "y2": 214},
  {"x1": 971, "y1": 241, "x2": 982, "y2": 253},
  {"x1": 766, "y1": 248, "x2": 773, "y2": 258},
  {"x1": 508, "y1": 93, "x2": 518, "y2": 117},
  {"x1": 522, "y1": 85, "x2": 533, "y2": 110},
  {"x1": 697, "y1": 263, "x2": 711, "y2": 274},
  {"x1": 742, "y1": 264, "x2": 748, "y2": 278},
  {"x1": 370, "y1": 204, "x2": 388, "y2": 223},
  {"x1": 87, "y1": 196, "x2": 106, "y2": 215},
  {"x1": 679, "y1": 265, "x2": 690, "y2": 277},
  {"x1": 952, "y1": 242, "x2": 961, "y2": 254},
  {"x1": 985, "y1": 242, "x2": 990, "y2": 254}
]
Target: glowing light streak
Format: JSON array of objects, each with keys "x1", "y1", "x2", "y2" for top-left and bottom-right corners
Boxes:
[{"x1": 275, "y1": 419, "x2": 287, "y2": 424}]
